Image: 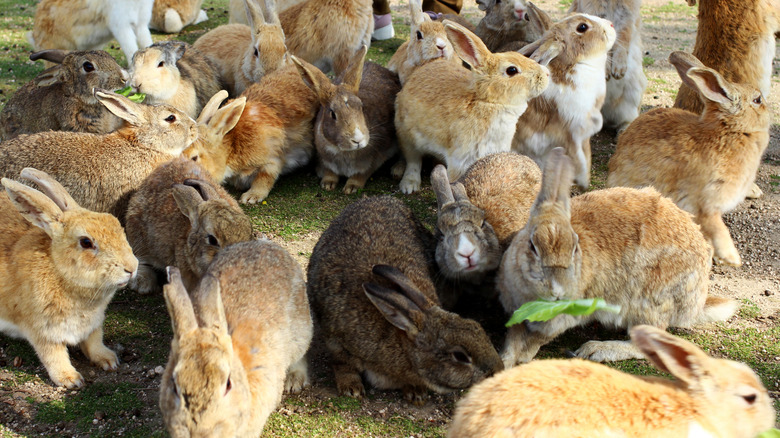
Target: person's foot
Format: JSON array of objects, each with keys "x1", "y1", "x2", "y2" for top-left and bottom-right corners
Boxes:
[{"x1": 372, "y1": 14, "x2": 395, "y2": 40}]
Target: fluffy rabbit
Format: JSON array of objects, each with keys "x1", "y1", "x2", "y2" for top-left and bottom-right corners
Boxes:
[
  {"x1": 449, "y1": 325, "x2": 776, "y2": 438},
  {"x1": 434, "y1": 153, "x2": 541, "y2": 283},
  {"x1": 183, "y1": 59, "x2": 319, "y2": 204},
  {"x1": 0, "y1": 168, "x2": 138, "y2": 388},
  {"x1": 607, "y1": 52, "x2": 770, "y2": 267},
  {"x1": 27, "y1": 0, "x2": 153, "y2": 63},
  {"x1": 229, "y1": 0, "x2": 304, "y2": 23},
  {"x1": 387, "y1": 0, "x2": 457, "y2": 86},
  {"x1": 474, "y1": 0, "x2": 552, "y2": 53},
  {"x1": 0, "y1": 90, "x2": 197, "y2": 219},
  {"x1": 499, "y1": 148, "x2": 737, "y2": 367},
  {"x1": 569, "y1": 0, "x2": 646, "y2": 132},
  {"x1": 150, "y1": 0, "x2": 208, "y2": 33},
  {"x1": 279, "y1": 0, "x2": 373, "y2": 76},
  {"x1": 307, "y1": 196, "x2": 504, "y2": 403},
  {"x1": 128, "y1": 41, "x2": 224, "y2": 119},
  {"x1": 395, "y1": 21, "x2": 549, "y2": 194},
  {"x1": 124, "y1": 155, "x2": 253, "y2": 295},
  {"x1": 301, "y1": 46, "x2": 401, "y2": 194},
  {"x1": 512, "y1": 13, "x2": 616, "y2": 190},
  {"x1": 0, "y1": 50, "x2": 127, "y2": 141},
  {"x1": 160, "y1": 240, "x2": 313, "y2": 436},
  {"x1": 194, "y1": 0, "x2": 288, "y2": 96}
]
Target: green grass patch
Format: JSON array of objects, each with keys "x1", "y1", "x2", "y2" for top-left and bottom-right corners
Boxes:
[
  {"x1": 37, "y1": 382, "x2": 144, "y2": 433},
  {"x1": 738, "y1": 299, "x2": 761, "y2": 319},
  {"x1": 642, "y1": 56, "x2": 655, "y2": 68}
]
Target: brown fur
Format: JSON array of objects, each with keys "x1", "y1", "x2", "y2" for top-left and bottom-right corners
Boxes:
[
  {"x1": 150, "y1": 0, "x2": 205, "y2": 33},
  {"x1": 475, "y1": 0, "x2": 551, "y2": 52}
]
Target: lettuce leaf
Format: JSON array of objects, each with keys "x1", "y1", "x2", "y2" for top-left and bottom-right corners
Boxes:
[{"x1": 506, "y1": 298, "x2": 621, "y2": 327}]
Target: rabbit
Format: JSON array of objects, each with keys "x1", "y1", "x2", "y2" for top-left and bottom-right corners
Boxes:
[
  {"x1": 607, "y1": 52, "x2": 771, "y2": 268},
  {"x1": 150, "y1": 0, "x2": 208, "y2": 33},
  {"x1": 434, "y1": 153, "x2": 542, "y2": 283},
  {"x1": 124, "y1": 155, "x2": 253, "y2": 295},
  {"x1": 387, "y1": 0, "x2": 458, "y2": 86},
  {"x1": 511, "y1": 13, "x2": 616, "y2": 190},
  {"x1": 569, "y1": 0, "x2": 646, "y2": 133},
  {"x1": 160, "y1": 240, "x2": 313, "y2": 436},
  {"x1": 395, "y1": 20, "x2": 549, "y2": 194},
  {"x1": 448, "y1": 325, "x2": 776, "y2": 438},
  {"x1": 127, "y1": 41, "x2": 224, "y2": 119},
  {"x1": 27, "y1": 0, "x2": 153, "y2": 64},
  {"x1": 194, "y1": 0, "x2": 288, "y2": 96},
  {"x1": 229, "y1": 0, "x2": 304, "y2": 23},
  {"x1": 307, "y1": 195, "x2": 504, "y2": 403},
  {"x1": 0, "y1": 50, "x2": 127, "y2": 141},
  {"x1": 474, "y1": 0, "x2": 552, "y2": 53},
  {"x1": 0, "y1": 168, "x2": 138, "y2": 388},
  {"x1": 0, "y1": 89, "x2": 197, "y2": 220},
  {"x1": 498, "y1": 148, "x2": 738, "y2": 368},
  {"x1": 300, "y1": 46, "x2": 401, "y2": 194},
  {"x1": 182, "y1": 58, "x2": 320, "y2": 204},
  {"x1": 278, "y1": 0, "x2": 373, "y2": 76}
]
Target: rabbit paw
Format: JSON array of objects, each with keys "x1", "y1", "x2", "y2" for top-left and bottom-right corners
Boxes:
[
  {"x1": 609, "y1": 46, "x2": 628, "y2": 80},
  {"x1": 746, "y1": 183, "x2": 763, "y2": 199},
  {"x1": 403, "y1": 386, "x2": 429, "y2": 406},
  {"x1": 399, "y1": 175, "x2": 421, "y2": 194},
  {"x1": 574, "y1": 340, "x2": 643, "y2": 363},
  {"x1": 284, "y1": 359, "x2": 310, "y2": 394},
  {"x1": 390, "y1": 160, "x2": 406, "y2": 180},
  {"x1": 88, "y1": 346, "x2": 119, "y2": 371},
  {"x1": 51, "y1": 367, "x2": 85, "y2": 389},
  {"x1": 320, "y1": 175, "x2": 339, "y2": 191},
  {"x1": 240, "y1": 188, "x2": 270, "y2": 205},
  {"x1": 129, "y1": 265, "x2": 160, "y2": 295},
  {"x1": 343, "y1": 179, "x2": 366, "y2": 195},
  {"x1": 336, "y1": 372, "x2": 365, "y2": 399}
]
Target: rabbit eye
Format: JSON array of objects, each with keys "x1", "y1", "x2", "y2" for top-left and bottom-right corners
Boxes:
[
  {"x1": 524, "y1": 12, "x2": 530, "y2": 21},
  {"x1": 753, "y1": 95, "x2": 762, "y2": 105},
  {"x1": 576, "y1": 23, "x2": 589, "y2": 33},
  {"x1": 451, "y1": 349, "x2": 472, "y2": 365},
  {"x1": 165, "y1": 115, "x2": 177, "y2": 123},
  {"x1": 254, "y1": 48, "x2": 259, "y2": 57},
  {"x1": 742, "y1": 394, "x2": 757, "y2": 404},
  {"x1": 191, "y1": 155, "x2": 199, "y2": 162},
  {"x1": 506, "y1": 66, "x2": 519, "y2": 76},
  {"x1": 158, "y1": 61, "x2": 165, "y2": 68},
  {"x1": 529, "y1": 238, "x2": 538, "y2": 257},
  {"x1": 416, "y1": 30, "x2": 423, "y2": 40},
  {"x1": 79, "y1": 237, "x2": 94, "y2": 249},
  {"x1": 82, "y1": 61, "x2": 95, "y2": 72},
  {"x1": 330, "y1": 109, "x2": 337, "y2": 120},
  {"x1": 207, "y1": 235, "x2": 219, "y2": 246},
  {"x1": 225, "y1": 377, "x2": 232, "y2": 396}
]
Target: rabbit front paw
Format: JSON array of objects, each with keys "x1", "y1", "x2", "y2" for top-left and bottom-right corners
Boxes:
[
  {"x1": 335, "y1": 370, "x2": 365, "y2": 399},
  {"x1": 399, "y1": 175, "x2": 421, "y2": 194},
  {"x1": 88, "y1": 346, "x2": 119, "y2": 371},
  {"x1": 240, "y1": 187, "x2": 271, "y2": 205},
  {"x1": 129, "y1": 264, "x2": 160, "y2": 295},
  {"x1": 284, "y1": 358, "x2": 310, "y2": 394},
  {"x1": 403, "y1": 385, "x2": 429, "y2": 406},
  {"x1": 51, "y1": 367, "x2": 86, "y2": 389},
  {"x1": 609, "y1": 46, "x2": 628, "y2": 80},
  {"x1": 574, "y1": 340, "x2": 644, "y2": 363}
]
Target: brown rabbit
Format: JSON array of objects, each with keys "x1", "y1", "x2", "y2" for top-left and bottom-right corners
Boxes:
[
  {"x1": 474, "y1": 0, "x2": 552, "y2": 52},
  {"x1": 307, "y1": 196, "x2": 504, "y2": 403},
  {"x1": 150, "y1": 0, "x2": 208, "y2": 33},
  {"x1": 607, "y1": 52, "x2": 770, "y2": 267}
]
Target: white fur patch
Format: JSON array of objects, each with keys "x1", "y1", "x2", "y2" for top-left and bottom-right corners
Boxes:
[
  {"x1": 688, "y1": 422, "x2": 715, "y2": 438},
  {"x1": 0, "y1": 318, "x2": 24, "y2": 339}
]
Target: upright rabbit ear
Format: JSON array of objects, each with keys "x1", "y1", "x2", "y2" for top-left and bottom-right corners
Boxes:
[
  {"x1": 533, "y1": 147, "x2": 573, "y2": 216},
  {"x1": 363, "y1": 282, "x2": 426, "y2": 338},
  {"x1": 630, "y1": 325, "x2": 713, "y2": 392},
  {"x1": 292, "y1": 55, "x2": 334, "y2": 101},
  {"x1": 164, "y1": 267, "x2": 199, "y2": 338},
  {"x1": 431, "y1": 165, "x2": 455, "y2": 211},
  {"x1": 669, "y1": 51, "x2": 705, "y2": 84},
  {"x1": 451, "y1": 182, "x2": 470, "y2": 202},
  {"x1": 2, "y1": 177, "x2": 64, "y2": 237},
  {"x1": 410, "y1": 0, "x2": 427, "y2": 25},
  {"x1": 95, "y1": 89, "x2": 145, "y2": 125},
  {"x1": 339, "y1": 46, "x2": 367, "y2": 94},
  {"x1": 196, "y1": 274, "x2": 228, "y2": 332},
  {"x1": 526, "y1": 2, "x2": 552, "y2": 36},
  {"x1": 262, "y1": 0, "x2": 280, "y2": 25},
  {"x1": 20, "y1": 168, "x2": 80, "y2": 212},
  {"x1": 685, "y1": 68, "x2": 737, "y2": 110},
  {"x1": 171, "y1": 184, "x2": 204, "y2": 225},
  {"x1": 245, "y1": 0, "x2": 263, "y2": 29},
  {"x1": 197, "y1": 90, "x2": 229, "y2": 124},
  {"x1": 529, "y1": 39, "x2": 563, "y2": 67},
  {"x1": 371, "y1": 265, "x2": 433, "y2": 311},
  {"x1": 205, "y1": 97, "x2": 246, "y2": 138},
  {"x1": 444, "y1": 20, "x2": 493, "y2": 71}
]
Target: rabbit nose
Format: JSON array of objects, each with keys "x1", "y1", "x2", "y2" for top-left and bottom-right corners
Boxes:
[{"x1": 435, "y1": 38, "x2": 447, "y2": 50}]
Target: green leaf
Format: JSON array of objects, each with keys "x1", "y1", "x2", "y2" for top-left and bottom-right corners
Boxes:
[
  {"x1": 506, "y1": 298, "x2": 621, "y2": 327},
  {"x1": 114, "y1": 86, "x2": 146, "y2": 103},
  {"x1": 757, "y1": 429, "x2": 780, "y2": 438}
]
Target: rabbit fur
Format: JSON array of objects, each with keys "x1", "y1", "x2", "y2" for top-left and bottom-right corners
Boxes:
[
  {"x1": 0, "y1": 50, "x2": 127, "y2": 141},
  {"x1": 194, "y1": 0, "x2": 288, "y2": 96},
  {"x1": 128, "y1": 41, "x2": 224, "y2": 119},
  {"x1": 569, "y1": 0, "x2": 646, "y2": 133},
  {"x1": 0, "y1": 90, "x2": 198, "y2": 220},
  {"x1": 607, "y1": 52, "x2": 770, "y2": 267},
  {"x1": 395, "y1": 21, "x2": 549, "y2": 194},
  {"x1": 0, "y1": 168, "x2": 138, "y2": 388},
  {"x1": 307, "y1": 196, "x2": 504, "y2": 404},
  {"x1": 27, "y1": 0, "x2": 153, "y2": 63},
  {"x1": 512, "y1": 13, "x2": 616, "y2": 190},
  {"x1": 475, "y1": 0, "x2": 552, "y2": 53},
  {"x1": 150, "y1": 0, "x2": 208, "y2": 33},
  {"x1": 303, "y1": 46, "x2": 401, "y2": 194},
  {"x1": 229, "y1": 0, "x2": 304, "y2": 23},
  {"x1": 498, "y1": 148, "x2": 737, "y2": 368},
  {"x1": 160, "y1": 240, "x2": 312, "y2": 436},
  {"x1": 449, "y1": 325, "x2": 776, "y2": 438}
]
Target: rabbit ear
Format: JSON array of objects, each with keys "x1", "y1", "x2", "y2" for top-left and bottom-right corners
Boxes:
[
  {"x1": 533, "y1": 147, "x2": 573, "y2": 216},
  {"x1": 197, "y1": 274, "x2": 228, "y2": 332},
  {"x1": 444, "y1": 21, "x2": 493, "y2": 71},
  {"x1": 669, "y1": 51, "x2": 708, "y2": 90},
  {"x1": 34, "y1": 64, "x2": 69, "y2": 87},
  {"x1": 197, "y1": 90, "x2": 229, "y2": 124},
  {"x1": 630, "y1": 325, "x2": 712, "y2": 392},
  {"x1": 339, "y1": 46, "x2": 367, "y2": 94},
  {"x1": 171, "y1": 184, "x2": 203, "y2": 225},
  {"x1": 527, "y1": 2, "x2": 552, "y2": 34},
  {"x1": 245, "y1": 0, "x2": 263, "y2": 29},
  {"x1": 292, "y1": 55, "x2": 334, "y2": 102},
  {"x1": 95, "y1": 89, "x2": 145, "y2": 125},
  {"x1": 164, "y1": 267, "x2": 199, "y2": 338},
  {"x1": 2, "y1": 177, "x2": 64, "y2": 237},
  {"x1": 451, "y1": 182, "x2": 470, "y2": 202},
  {"x1": 205, "y1": 97, "x2": 246, "y2": 138},
  {"x1": 518, "y1": 39, "x2": 543, "y2": 58},
  {"x1": 371, "y1": 265, "x2": 432, "y2": 311},
  {"x1": 168, "y1": 41, "x2": 187, "y2": 64},
  {"x1": 20, "y1": 168, "x2": 80, "y2": 212},
  {"x1": 363, "y1": 282, "x2": 425, "y2": 337},
  {"x1": 410, "y1": 0, "x2": 427, "y2": 25},
  {"x1": 431, "y1": 165, "x2": 455, "y2": 210},
  {"x1": 30, "y1": 49, "x2": 67, "y2": 64},
  {"x1": 529, "y1": 39, "x2": 563, "y2": 67},
  {"x1": 183, "y1": 178, "x2": 220, "y2": 202},
  {"x1": 685, "y1": 67, "x2": 736, "y2": 109},
  {"x1": 475, "y1": 0, "x2": 491, "y2": 11},
  {"x1": 262, "y1": 0, "x2": 280, "y2": 25}
]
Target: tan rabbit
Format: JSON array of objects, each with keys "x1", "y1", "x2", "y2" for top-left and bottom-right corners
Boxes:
[
  {"x1": 150, "y1": 0, "x2": 208, "y2": 33},
  {"x1": 160, "y1": 240, "x2": 312, "y2": 436},
  {"x1": 0, "y1": 168, "x2": 138, "y2": 388},
  {"x1": 308, "y1": 196, "x2": 503, "y2": 403},
  {"x1": 569, "y1": 0, "x2": 646, "y2": 132},
  {"x1": 0, "y1": 50, "x2": 127, "y2": 141},
  {"x1": 395, "y1": 21, "x2": 549, "y2": 194},
  {"x1": 300, "y1": 46, "x2": 401, "y2": 194},
  {"x1": 499, "y1": 148, "x2": 737, "y2": 367},
  {"x1": 474, "y1": 0, "x2": 552, "y2": 52},
  {"x1": 0, "y1": 90, "x2": 197, "y2": 219},
  {"x1": 387, "y1": 0, "x2": 458, "y2": 86},
  {"x1": 607, "y1": 52, "x2": 770, "y2": 267},
  {"x1": 229, "y1": 0, "x2": 303, "y2": 23},
  {"x1": 128, "y1": 41, "x2": 224, "y2": 119},
  {"x1": 449, "y1": 325, "x2": 776, "y2": 438},
  {"x1": 512, "y1": 13, "x2": 615, "y2": 190},
  {"x1": 279, "y1": 0, "x2": 373, "y2": 76},
  {"x1": 194, "y1": 0, "x2": 288, "y2": 96}
]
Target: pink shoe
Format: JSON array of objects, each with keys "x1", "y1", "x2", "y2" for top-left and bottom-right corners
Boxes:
[{"x1": 372, "y1": 14, "x2": 395, "y2": 40}]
